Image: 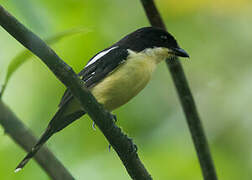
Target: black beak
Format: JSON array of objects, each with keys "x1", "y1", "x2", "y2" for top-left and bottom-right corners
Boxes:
[{"x1": 171, "y1": 47, "x2": 189, "y2": 58}]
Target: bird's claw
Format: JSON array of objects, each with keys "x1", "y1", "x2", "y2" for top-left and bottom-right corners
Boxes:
[
  {"x1": 92, "y1": 122, "x2": 96, "y2": 131},
  {"x1": 110, "y1": 113, "x2": 117, "y2": 122},
  {"x1": 128, "y1": 138, "x2": 138, "y2": 153},
  {"x1": 108, "y1": 144, "x2": 112, "y2": 152}
]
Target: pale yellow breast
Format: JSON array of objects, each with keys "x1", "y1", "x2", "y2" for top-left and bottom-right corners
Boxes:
[{"x1": 91, "y1": 51, "x2": 157, "y2": 111}]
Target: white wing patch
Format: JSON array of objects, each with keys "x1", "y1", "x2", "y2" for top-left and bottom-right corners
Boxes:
[{"x1": 85, "y1": 46, "x2": 118, "y2": 67}]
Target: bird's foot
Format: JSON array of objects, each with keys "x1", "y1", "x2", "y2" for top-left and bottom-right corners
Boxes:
[
  {"x1": 92, "y1": 113, "x2": 116, "y2": 131},
  {"x1": 108, "y1": 144, "x2": 112, "y2": 152},
  {"x1": 110, "y1": 113, "x2": 117, "y2": 123},
  {"x1": 128, "y1": 137, "x2": 138, "y2": 154},
  {"x1": 92, "y1": 121, "x2": 96, "y2": 131}
]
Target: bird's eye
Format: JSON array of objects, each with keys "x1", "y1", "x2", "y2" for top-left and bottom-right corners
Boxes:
[{"x1": 160, "y1": 35, "x2": 167, "y2": 40}]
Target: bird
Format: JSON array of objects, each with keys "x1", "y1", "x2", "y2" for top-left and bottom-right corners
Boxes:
[{"x1": 15, "y1": 27, "x2": 189, "y2": 172}]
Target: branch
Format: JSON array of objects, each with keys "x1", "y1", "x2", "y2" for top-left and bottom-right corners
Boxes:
[
  {"x1": 140, "y1": 0, "x2": 218, "y2": 180},
  {"x1": 0, "y1": 100, "x2": 74, "y2": 180},
  {"x1": 0, "y1": 5, "x2": 152, "y2": 180}
]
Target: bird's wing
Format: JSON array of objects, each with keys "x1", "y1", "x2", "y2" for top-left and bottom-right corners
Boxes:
[
  {"x1": 58, "y1": 46, "x2": 129, "y2": 108},
  {"x1": 15, "y1": 46, "x2": 129, "y2": 171}
]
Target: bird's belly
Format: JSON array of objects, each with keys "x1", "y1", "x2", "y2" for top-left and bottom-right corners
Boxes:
[{"x1": 91, "y1": 56, "x2": 156, "y2": 111}]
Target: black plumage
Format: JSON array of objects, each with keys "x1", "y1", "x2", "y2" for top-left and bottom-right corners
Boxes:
[{"x1": 15, "y1": 27, "x2": 189, "y2": 171}]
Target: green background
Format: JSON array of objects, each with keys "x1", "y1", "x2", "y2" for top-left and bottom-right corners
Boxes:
[{"x1": 0, "y1": 0, "x2": 252, "y2": 179}]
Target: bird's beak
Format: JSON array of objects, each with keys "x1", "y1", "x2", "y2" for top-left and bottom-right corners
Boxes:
[{"x1": 171, "y1": 47, "x2": 189, "y2": 58}]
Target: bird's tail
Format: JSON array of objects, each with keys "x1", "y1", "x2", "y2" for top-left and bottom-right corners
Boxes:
[
  {"x1": 15, "y1": 126, "x2": 54, "y2": 172},
  {"x1": 15, "y1": 105, "x2": 85, "y2": 172}
]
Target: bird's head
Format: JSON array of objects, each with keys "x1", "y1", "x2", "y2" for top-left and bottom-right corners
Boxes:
[{"x1": 116, "y1": 27, "x2": 189, "y2": 60}]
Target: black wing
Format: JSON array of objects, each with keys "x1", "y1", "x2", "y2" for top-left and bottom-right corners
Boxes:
[
  {"x1": 58, "y1": 46, "x2": 129, "y2": 107},
  {"x1": 15, "y1": 47, "x2": 129, "y2": 171}
]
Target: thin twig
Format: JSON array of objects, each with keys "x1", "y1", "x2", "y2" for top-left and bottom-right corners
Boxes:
[
  {"x1": 0, "y1": 100, "x2": 75, "y2": 180},
  {"x1": 0, "y1": 5, "x2": 152, "y2": 180},
  {"x1": 140, "y1": 0, "x2": 218, "y2": 180}
]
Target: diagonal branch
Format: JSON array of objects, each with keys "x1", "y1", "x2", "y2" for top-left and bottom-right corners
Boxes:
[
  {"x1": 0, "y1": 100, "x2": 74, "y2": 180},
  {"x1": 140, "y1": 0, "x2": 218, "y2": 180},
  {"x1": 0, "y1": 5, "x2": 152, "y2": 180}
]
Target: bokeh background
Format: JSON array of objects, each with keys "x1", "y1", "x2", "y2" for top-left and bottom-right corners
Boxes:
[{"x1": 0, "y1": 0, "x2": 252, "y2": 179}]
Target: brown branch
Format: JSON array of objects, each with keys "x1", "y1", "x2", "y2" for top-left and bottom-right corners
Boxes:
[
  {"x1": 140, "y1": 0, "x2": 218, "y2": 180},
  {"x1": 0, "y1": 100, "x2": 74, "y2": 180},
  {"x1": 0, "y1": 5, "x2": 152, "y2": 180}
]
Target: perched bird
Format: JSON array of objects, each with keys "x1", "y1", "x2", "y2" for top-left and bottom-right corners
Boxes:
[{"x1": 15, "y1": 27, "x2": 189, "y2": 171}]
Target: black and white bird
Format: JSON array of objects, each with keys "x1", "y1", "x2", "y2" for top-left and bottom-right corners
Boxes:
[{"x1": 15, "y1": 27, "x2": 189, "y2": 171}]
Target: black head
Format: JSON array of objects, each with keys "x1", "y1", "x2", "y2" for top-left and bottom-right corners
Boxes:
[{"x1": 115, "y1": 27, "x2": 189, "y2": 58}]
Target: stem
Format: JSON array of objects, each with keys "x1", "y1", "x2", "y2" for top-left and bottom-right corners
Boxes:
[
  {"x1": 140, "y1": 0, "x2": 218, "y2": 179},
  {"x1": 0, "y1": 5, "x2": 152, "y2": 180},
  {"x1": 0, "y1": 100, "x2": 75, "y2": 180}
]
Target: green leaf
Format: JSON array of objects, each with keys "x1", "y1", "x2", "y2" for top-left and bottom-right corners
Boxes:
[{"x1": 0, "y1": 28, "x2": 90, "y2": 99}]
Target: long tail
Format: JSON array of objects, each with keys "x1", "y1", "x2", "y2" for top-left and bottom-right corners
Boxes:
[
  {"x1": 15, "y1": 126, "x2": 54, "y2": 172},
  {"x1": 15, "y1": 108, "x2": 85, "y2": 172}
]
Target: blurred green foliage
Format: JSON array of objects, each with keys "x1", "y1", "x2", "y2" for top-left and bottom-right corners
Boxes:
[
  {"x1": 0, "y1": 0, "x2": 252, "y2": 179},
  {"x1": 0, "y1": 27, "x2": 89, "y2": 98}
]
